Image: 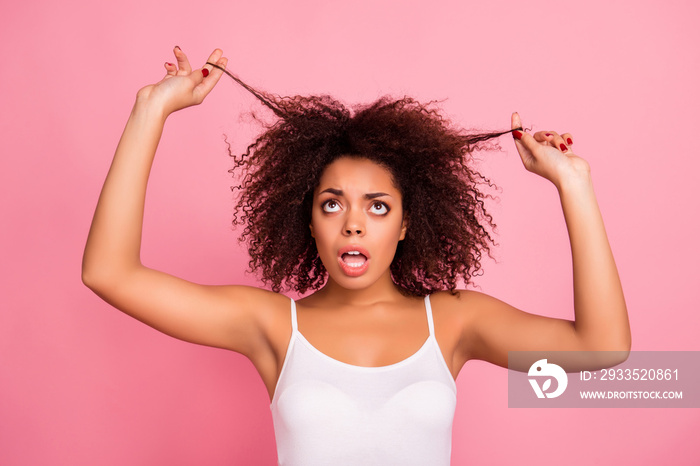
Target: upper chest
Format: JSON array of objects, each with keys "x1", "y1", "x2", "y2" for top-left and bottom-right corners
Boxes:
[{"x1": 290, "y1": 297, "x2": 467, "y2": 379}]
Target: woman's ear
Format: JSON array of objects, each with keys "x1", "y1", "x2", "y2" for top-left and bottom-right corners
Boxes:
[{"x1": 399, "y1": 216, "x2": 408, "y2": 241}]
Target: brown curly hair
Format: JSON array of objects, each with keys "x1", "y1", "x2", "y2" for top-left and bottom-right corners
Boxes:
[{"x1": 215, "y1": 66, "x2": 517, "y2": 296}]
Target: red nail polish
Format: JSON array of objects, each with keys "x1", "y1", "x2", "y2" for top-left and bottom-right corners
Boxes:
[
  {"x1": 202, "y1": 68, "x2": 209, "y2": 77},
  {"x1": 560, "y1": 143, "x2": 567, "y2": 151},
  {"x1": 567, "y1": 138, "x2": 573, "y2": 145},
  {"x1": 545, "y1": 133, "x2": 552, "y2": 137},
  {"x1": 166, "y1": 62, "x2": 173, "y2": 67},
  {"x1": 175, "y1": 45, "x2": 181, "y2": 50},
  {"x1": 513, "y1": 130, "x2": 523, "y2": 140}
]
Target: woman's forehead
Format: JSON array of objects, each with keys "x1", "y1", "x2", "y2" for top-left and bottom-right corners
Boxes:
[{"x1": 315, "y1": 156, "x2": 400, "y2": 196}]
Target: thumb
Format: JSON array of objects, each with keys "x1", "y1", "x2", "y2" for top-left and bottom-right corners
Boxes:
[
  {"x1": 511, "y1": 112, "x2": 536, "y2": 150},
  {"x1": 510, "y1": 112, "x2": 539, "y2": 166},
  {"x1": 511, "y1": 112, "x2": 527, "y2": 144},
  {"x1": 511, "y1": 111, "x2": 522, "y2": 130}
]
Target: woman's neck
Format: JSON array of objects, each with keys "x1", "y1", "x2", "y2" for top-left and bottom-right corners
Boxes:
[{"x1": 311, "y1": 272, "x2": 409, "y2": 308}]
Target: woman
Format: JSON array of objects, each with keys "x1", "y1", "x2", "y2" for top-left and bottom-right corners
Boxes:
[{"x1": 82, "y1": 47, "x2": 630, "y2": 465}]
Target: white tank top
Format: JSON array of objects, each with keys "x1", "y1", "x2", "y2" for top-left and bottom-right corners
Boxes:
[{"x1": 270, "y1": 295, "x2": 457, "y2": 466}]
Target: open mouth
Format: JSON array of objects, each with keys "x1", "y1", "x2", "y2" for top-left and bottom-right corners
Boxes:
[
  {"x1": 337, "y1": 246, "x2": 370, "y2": 277},
  {"x1": 340, "y1": 251, "x2": 368, "y2": 268}
]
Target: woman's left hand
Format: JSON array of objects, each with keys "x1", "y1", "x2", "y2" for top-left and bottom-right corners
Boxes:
[{"x1": 511, "y1": 112, "x2": 590, "y2": 189}]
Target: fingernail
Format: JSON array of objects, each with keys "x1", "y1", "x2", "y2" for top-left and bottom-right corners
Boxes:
[
  {"x1": 545, "y1": 133, "x2": 552, "y2": 137},
  {"x1": 513, "y1": 130, "x2": 523, "y2": 140},
  {"x1": 567, "y1": 137, "x2": 573, "y2": 145},
  {"x1": 175, "y1": 45, "x2": 181, "y2": 50},
  {"x1": 202, "y1": 68, "x2": 209, "y2": 78},
  {"x1": 560, "y1": 143, "x2": 567, "y2": 151},
  {"x1": 165, "y1": 62, "x2": 173, "y2": 67}
]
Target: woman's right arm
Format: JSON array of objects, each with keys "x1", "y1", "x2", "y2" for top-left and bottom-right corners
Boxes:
[{"x1": 81, "y1": 48, "x2": 286, "y2": 356}]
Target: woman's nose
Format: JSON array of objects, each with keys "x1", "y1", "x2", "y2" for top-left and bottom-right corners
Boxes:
[
  {"x1": 344, "y1": 225, "x2": 364, "y2": 235},
  {"x1": 343, "y1": 210, "x2": 365, "y2": 236}
]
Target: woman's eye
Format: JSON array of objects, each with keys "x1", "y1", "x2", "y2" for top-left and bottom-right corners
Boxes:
[
  {"x1": 322, "y1": 200, "x2": 341, "y2": 213},
  {"x1": 370, "y1": 202, "x2": 389, "y2": 215}
]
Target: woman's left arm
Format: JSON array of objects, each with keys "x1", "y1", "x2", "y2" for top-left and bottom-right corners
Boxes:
[{"x1": 459, "y1": 113, "x2": 630, "y2": 369}]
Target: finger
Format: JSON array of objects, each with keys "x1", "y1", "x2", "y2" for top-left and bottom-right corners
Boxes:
[
  {"x1": 192, "y1": 50, "x2": 227, "y2": 101},
  {"x1": 173, "y1": 45, "x2": 192, "y2": 74},
  {"x1": 511, "y1": 112, "x2": 526, "y2": 146},
  {"x1": 202, "y1": 48, "x2": 225, "y2": 78},
  {"x1": 533, "y1": 131, "x2": 559, "y2": 149},
  {"x1": 511, "y1": 111, "x2": 522, "y2": 131},
  {"x1": 200, "y1": 56, "x2": 227, "y2": 85},
  {"x1": 511, "y1": 118, "x2": 542, "y2": 155},
  {"x1": 533, "y1": 131, "x2": 556, "y2": 141},
  {"x1": 550, "y1": 132, "x2": 570, "y2": 153},
  {"x1": 164, "y1": 61, "x2": 177, "y2": 76},
  {"x1": 510, "y1": 112, "x2": 539, "y2": 165},
  {"x1": 561, "y1": 132, "x2": 574, "y2": 146},
  {"x1": 534, "y1": 131, "x2": 569, "y2": 153},
  {"x1": 209, "y1": 56, "x2": 228, "y2": 81}
]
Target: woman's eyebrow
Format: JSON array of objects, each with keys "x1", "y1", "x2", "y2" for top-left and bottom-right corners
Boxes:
[
  {"x1": 365, "y1": 192, "x2": 390, "y2": 200},
  {"x1": 319, "y1": 188, "x2": 390, "y2": 199}
]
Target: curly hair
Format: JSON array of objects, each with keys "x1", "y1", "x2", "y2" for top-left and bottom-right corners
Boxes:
[{"x1": 213, "y1": 65, "x2": 517, "y2": 296}]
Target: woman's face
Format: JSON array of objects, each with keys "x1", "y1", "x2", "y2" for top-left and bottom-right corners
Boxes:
[{"x1": 310, "y1": 156, "x2": 407, "y2": 291}]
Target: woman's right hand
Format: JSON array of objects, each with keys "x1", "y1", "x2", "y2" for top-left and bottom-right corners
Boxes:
[{"x1": 136, "y1": 47, "x2": 228, "y2": 117}]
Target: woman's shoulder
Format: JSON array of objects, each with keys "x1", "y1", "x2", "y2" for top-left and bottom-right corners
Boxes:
[
  {"x1": 232, "y1": 286, "x2": 294, "y2": 328},
  {"x1": 215, "y1": 285, "x2": 294, "y2": 350},
  {"x1": 429, "y1": 289, "x2": 494, "y2": 313},
  {"x1": 428, "y1": 289, "x2": 506, "y2": 334}
]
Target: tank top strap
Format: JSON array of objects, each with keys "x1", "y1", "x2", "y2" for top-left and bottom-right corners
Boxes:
[
  {"x1": 424, "y1": 294, "x2": 435, "y2": 337},
  {"x1": 290, "y1": 299, "x2": 298, "y2": 332}
]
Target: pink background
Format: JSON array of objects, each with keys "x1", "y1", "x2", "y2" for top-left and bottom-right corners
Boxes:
[{"x1": 1, "y1": 1, "x2": 698, "y2": 464}]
